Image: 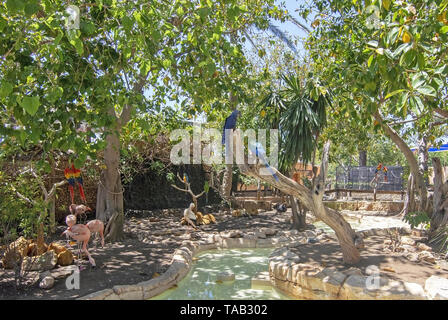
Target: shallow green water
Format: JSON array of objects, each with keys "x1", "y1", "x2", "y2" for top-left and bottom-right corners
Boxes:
[{"x1": 151, "y1": 248, "x2": 292, "y2": 300}]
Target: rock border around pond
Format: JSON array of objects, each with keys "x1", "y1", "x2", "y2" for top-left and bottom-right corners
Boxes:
[
  {"x1": 78, "y1": 228, "x2": 308, "y2": 300},
  {"x1": 269, "y1": 227, "x2": 447, "y2": 300}
]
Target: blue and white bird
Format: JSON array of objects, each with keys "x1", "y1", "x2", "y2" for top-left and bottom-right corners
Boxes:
[
  {"x1": 248, "y1": 141, "x2": 280, "y2": 182},
  {"x1": 222, "y1": 109, "x2": 241, "y2": 145}
]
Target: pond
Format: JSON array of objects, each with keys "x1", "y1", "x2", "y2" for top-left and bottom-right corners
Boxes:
[{"x1": 150, "y1": 248, "x2": 292, "y2": 300}]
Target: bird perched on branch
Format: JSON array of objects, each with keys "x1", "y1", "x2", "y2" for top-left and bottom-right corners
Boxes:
[
  {"x1": 248, "y1": 141, "x2": 280, "y2": 181},
  {"x1": 222, "y1": 109, "x2": 241, "y2": 145},
  {"x1": 64, "y1": 164, "x2": 87, "y2": 204}
]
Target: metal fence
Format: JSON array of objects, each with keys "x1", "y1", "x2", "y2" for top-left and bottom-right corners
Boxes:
[{"x1": 335, "y1": 166, "x2": 404, "y2": 191}]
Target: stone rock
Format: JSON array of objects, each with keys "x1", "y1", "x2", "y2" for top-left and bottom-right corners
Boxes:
[
  {"x1": 401, "y1": 236, "x2": 416, "y2": 246},
  {"x1": 400, "y1": 227, "x2": 412, "y2": 235},
  {"x1": 39, "y1": 270, "x2": 51, "y2": 280},
  {"x1": 39, "y1": 276, "x2": 55, "y2": 290},
  {"x1": 425, "y1": 276, "x2": 448, "y2": 300},
  {"x1": 344, "y1": 267, "x2": 363, "y2": 277},
  {"x1": 1, "y1": 236, "x2": 29, "y2": 269},
  {"x1": 242, "y1": 200, "x2": 259, "y2": 215},
  {"x1": 48, "y1": 242, "x2": 67, "y2": 255},
  {"x1": 22, "y1": 250, "x2": 57, "y2": 271},
  {"x1": 260, "y1": 227, "x2": 277, "y2": 236},
  {"x1": 340, "y1": 274, "x2": 375, "y2": 300},
  {"x1": 283, "y1": 230, "x2": 299, "y2": 236},
  {"x1": 418, "y1": 251, "x2": 436, "y2": 264},
  {"x1": 417, "y1": 243, "x2": 432, "y2": 252},
  {"x1": 51, "y1": 265, "x2": 78, "y2": 280},
  {"x1": 305, "y1": 230, "x2": 316, "y2": 238},
  {"x1": 405, "y1": 252, "x2": 420, "y2": 262},
  {"x1": 57, "y1": 250, "x2": 74, "y2": 266},
  {"x1": 242, "y1": 233, "x2": 257, "y2": 241},
  {"x1": 216, "y1": 271, "x2": 235, "y2": 282},
  {"x1": 401, "y1": 244, "x2": 416, "y2": 253},
  {"x1": 222, "y1": 230, "x2": 242, "y2": 238},
  {"x1": 255, "y1": 231, "x2": 266, "y2": 239},
  {"x1": 282, "y1": 251, "x2": 300, "y2": 263}
]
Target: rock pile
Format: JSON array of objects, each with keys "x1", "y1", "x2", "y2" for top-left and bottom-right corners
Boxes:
[{"x1": 1, "y1": 236, "x2": 75, "y2": 290}]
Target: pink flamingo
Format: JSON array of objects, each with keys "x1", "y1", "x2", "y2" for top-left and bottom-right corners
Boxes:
[
  {"x1": 86, "y1": 220, "x2": 105, "y2": 248},
  {"x1": 62, "y1": 223, "x2": 96, "y2": 267},
  {"x1": 69, "y1": 204, "x2": 92, "y2": 221},
  {"x1": 64, "y1": 214, "x2": 77, "y2": 247}
]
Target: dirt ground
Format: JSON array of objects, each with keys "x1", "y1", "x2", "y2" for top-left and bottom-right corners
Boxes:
[
  {"x1": 1, "y1": 208, "x2": 446, "y2": 299},
  {"x1": 0, "y1": 209, "x2": 293, "y2": 300},
  {"x1": 290, "y1": 236, "x2": 448, "y2": 287}
]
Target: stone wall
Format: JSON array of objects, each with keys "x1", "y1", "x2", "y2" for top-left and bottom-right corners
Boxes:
[{"x1": 323, "y1": 200, "x2": 404, "y2": 214}]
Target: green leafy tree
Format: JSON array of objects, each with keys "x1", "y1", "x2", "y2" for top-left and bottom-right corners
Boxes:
[
  {"x1": 0, "y1": 0, "x2": 287, "y2": 240},
  {"x1": 302, "y1": 0, "x2": 448, "y2": 224}
]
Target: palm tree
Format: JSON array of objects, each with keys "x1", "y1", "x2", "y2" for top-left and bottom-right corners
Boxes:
[{"x1": 259, "y1": 73, "x2": 330, "y2": 230}]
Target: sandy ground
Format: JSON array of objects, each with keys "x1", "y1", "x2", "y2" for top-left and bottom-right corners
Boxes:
[
  {"x1": 290, "y1": 235, "x2": 448, "y2": 287},
  {"x1": 0, "y1": 208, "x2": 445, "y2": 299}
]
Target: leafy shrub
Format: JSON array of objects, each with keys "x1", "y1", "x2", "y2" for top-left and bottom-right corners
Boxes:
[{"x1": 403, "y1": 211, "x2": 431, "y2": 229}]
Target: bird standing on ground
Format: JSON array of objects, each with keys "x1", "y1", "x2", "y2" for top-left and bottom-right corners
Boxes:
[
  {"x1": 62, "y1": 222, "x2": 96, "y2": 267},
  {"x1": 86, "y1": 220, "x2": 105, "y2": 248},
  {"x1": 273, "y1": 203, "x2": 287, "y2": 214},
  {"x1": 222, "y1": 109, "x2": 241, "y2": 145}
]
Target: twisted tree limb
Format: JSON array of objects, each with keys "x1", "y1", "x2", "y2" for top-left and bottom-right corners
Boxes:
[
  {"x1": 171, "y1": 172, "x2": 205, "y2": 213},
  {"x1": 235, "y1": 130, "x2": 361, "y2": 264}
]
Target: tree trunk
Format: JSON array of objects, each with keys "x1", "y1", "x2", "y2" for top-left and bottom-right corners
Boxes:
[
  {"x1": 400, "y1": 173, "x2": 416, "y2": 217},
  {"x1": 96, "y1": 128, "x2": 124, "y2": 242},
  {"x1": 431, "y1": 157, "x2": 448, "y2": 232},
  {"x1": 290, "y1": 195, "x2": 306, "y2": 231},
  {"x1": 418, "y1": 135, "x2": 429, "y2": 186},
  {"x1": 49, "y1": 198, "x2": 56, "y2": 233},
  {"x1": 374, "y1": 111, "x2": 428, "y2": 212},
  {"x1": 358, "y1": 150, "x2": 367, "y2": 166},
  {"x1": 221, "y1": 164, "x2": 233, "y2": 202},
  {"x1": 237, "y1": 136, "x2": 361, "y2": 264}
]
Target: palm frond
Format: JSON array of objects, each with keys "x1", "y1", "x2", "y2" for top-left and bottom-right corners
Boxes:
[{"x1": 267, "y1": 24, "x2": 299, "y2": 55}]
